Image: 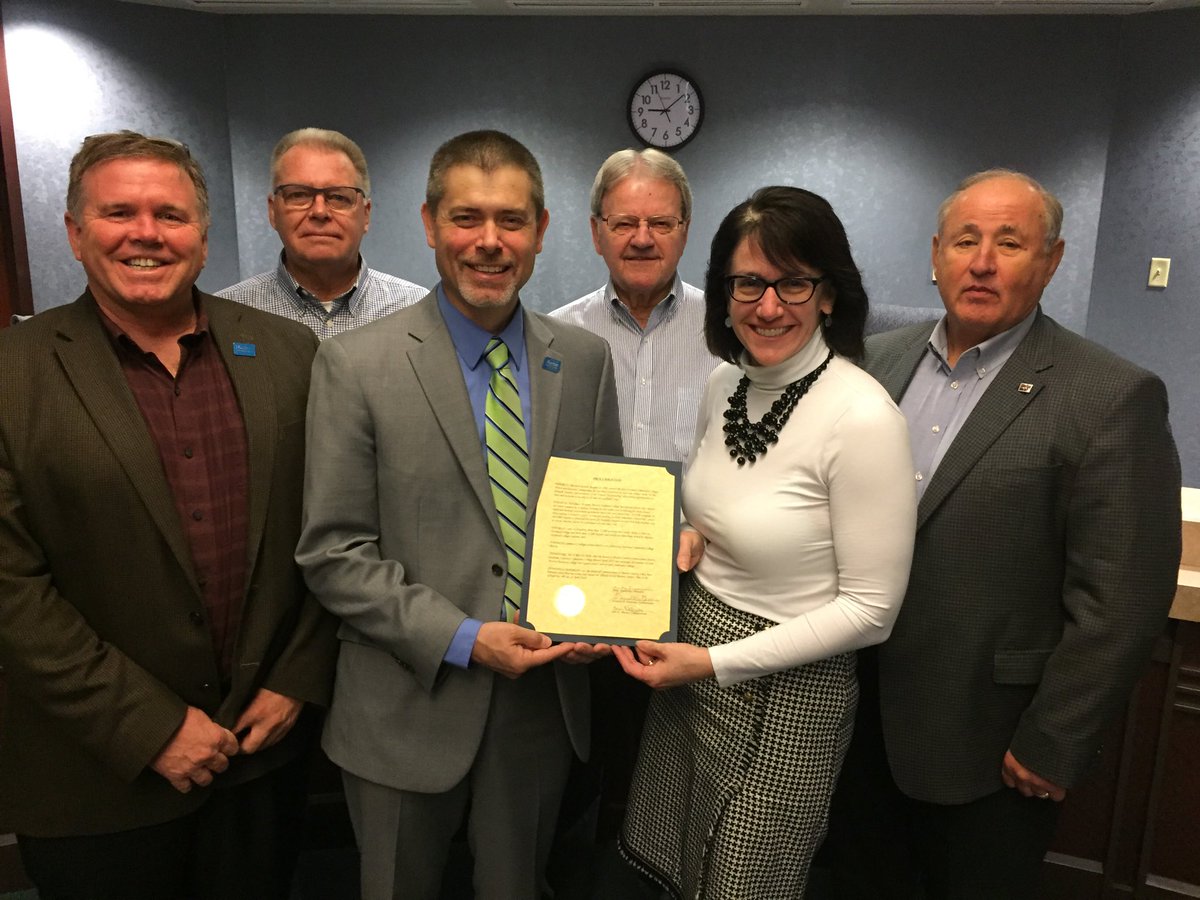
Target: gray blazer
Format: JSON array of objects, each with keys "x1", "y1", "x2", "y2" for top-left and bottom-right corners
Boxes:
[
  {"x1": 866, "y1": 310, "x2": 1180, "y2": 804},
  {"x1": 297, "y1": 293, "x2": 623, "y2": 793}
]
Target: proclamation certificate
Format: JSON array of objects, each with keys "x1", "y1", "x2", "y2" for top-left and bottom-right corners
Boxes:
[{"x1": 520, "y1": 453, "x2": 680, "y2": 645}]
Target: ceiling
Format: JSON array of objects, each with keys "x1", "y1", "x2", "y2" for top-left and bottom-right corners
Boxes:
[{"x1": 117, "y1": 0, "x2": 1200, "y2": 15}]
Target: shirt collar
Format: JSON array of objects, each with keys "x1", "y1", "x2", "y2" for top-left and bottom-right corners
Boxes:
[
  {"x1": 926, "y1": 306, "x2": 1038, "y2": 375},
  {"x1": 436, "y1": 283, "x2": 526, "y2": 373},
  {"x1": 604, "y1": 273, "x2": 683, "y2": 332},
  {"x1": 274, "y1": 251, "x2": 369, "y2": 314},
  {"x1": 92, "y1": 289, "x2": 209, "y2": 355}
]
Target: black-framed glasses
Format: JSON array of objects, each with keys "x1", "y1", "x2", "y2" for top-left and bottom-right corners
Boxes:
[
  {"x1": 273, "y1": 184, "x2": 366, "y2": 212},
  {"x1": 597, "y1": 214, "x2": 685, "y2": 236},
  {"x1": 726, "y1": 274, "x2": 828, "y2": 306}
]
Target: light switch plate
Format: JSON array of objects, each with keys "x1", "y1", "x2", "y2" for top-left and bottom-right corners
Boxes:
[{"x1": 1149, "y1": 258, "x2": 1171, "y2": 288}]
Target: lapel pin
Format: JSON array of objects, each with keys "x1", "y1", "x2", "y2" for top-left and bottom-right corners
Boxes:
[
  {"x1": 542, "y1": 357, "x2": 562, "y2": 373},
  {"x1": 1017, "y1": 382, "x2": 1033, "y2": 393},
  {"x1": 233, "y1": 342, "x2": 257, "y2": 358}
]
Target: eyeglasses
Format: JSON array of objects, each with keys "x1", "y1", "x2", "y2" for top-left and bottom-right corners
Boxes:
[
  {"x1": 726, "y1": 274, "x2": 828, "y2": 306},
  {"x1": 597, "y1": 214, "x2": 685, "y2": 236},
  {"x1": 273, "y1": 184, "x2": 366, "y2": 212}
]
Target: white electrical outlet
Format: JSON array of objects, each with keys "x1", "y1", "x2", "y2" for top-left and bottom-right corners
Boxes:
[{"x1": 1148, "y1": 258, "x2": 1171, "y2": 288}]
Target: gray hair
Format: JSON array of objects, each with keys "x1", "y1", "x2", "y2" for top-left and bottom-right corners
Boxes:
[
  {"x1": 937, "y1": 168, "x2": 1063, "y2": 252},
  {"x1": 271, "y1": 127, "x2": 371, "y2": 196},
  {"x1": 589, "y1": 148, "x2": 693, "y2": 222}
]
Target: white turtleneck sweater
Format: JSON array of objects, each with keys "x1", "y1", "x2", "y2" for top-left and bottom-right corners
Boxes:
[{"x1": 683, "y1": 330, "x2": 917, "y2": 687}]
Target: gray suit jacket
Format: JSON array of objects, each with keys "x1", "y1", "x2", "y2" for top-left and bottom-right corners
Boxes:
[
  {"x1": 866, "y1": 310, "x2": 1180, "y2": 804},
  {"x1": 297, "y1": 293, "x2": 623, "y2": 793},
  {"x1": 0, "y1": 292, "x2": 337, "y2": 836}
]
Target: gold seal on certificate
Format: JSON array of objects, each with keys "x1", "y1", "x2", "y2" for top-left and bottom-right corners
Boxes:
[{"x1": 519, "y1": 453, "x2": 680, "y2": 644}]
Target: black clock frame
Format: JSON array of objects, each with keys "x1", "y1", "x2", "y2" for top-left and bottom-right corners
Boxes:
[{"x1": 627, "y1": 69, "x2": 704, "y2": 151}]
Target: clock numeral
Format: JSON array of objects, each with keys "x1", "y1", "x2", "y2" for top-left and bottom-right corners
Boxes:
[
  {"x1": 676, "y1": 127, "x2": 682, "y2": 137},
  {"x1": 650, "y1": 127, "x2": 658, "y2": 138},
  {"x1": 641, "y1": 119, "x2": 648, "y2": 128},
  {"x1": 636, "y1": 106, "x2": 644, "y2": 115},
  {"x1": 660, "y1": 78, "x2": 671, "y2": 90},
  {"x1": 688, "y1": 105, "x2": 695, "y2": 115}
]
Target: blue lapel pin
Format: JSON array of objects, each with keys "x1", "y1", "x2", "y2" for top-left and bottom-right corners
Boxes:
[
  {"x1": 233, "y1": 342, "x2": 257, "y2": 358},
  {"x1": 542, "y1": 356, "x2": 561, "y2": 373}
]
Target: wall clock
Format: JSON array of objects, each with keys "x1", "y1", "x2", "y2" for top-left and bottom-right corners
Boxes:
[{"x1": 628, "y1": 70, "x2": 703, "y2": 150}]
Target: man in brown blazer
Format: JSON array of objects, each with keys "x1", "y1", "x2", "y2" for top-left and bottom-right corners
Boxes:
[
  {"x1": 823, "y1": 170, "x2": 1181, "y2": 899},
  {"x1": 0, "y1": 132, "x2": 336, "y2": 899}
]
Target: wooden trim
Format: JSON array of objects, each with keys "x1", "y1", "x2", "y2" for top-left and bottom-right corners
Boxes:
[
  {"x1": 0, "y1": 3, "x2": 34, "y2": 323},
  {"x1": 1136, "y1": 625, "x2": 1186, "y2": 893}
]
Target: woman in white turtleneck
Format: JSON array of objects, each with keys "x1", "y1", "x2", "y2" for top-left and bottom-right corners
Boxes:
[{"x1": 613, "y1": 186, "x2": 917, "y2": 900}]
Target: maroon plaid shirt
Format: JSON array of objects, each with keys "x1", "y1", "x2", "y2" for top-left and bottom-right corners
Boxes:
[{"x1": 98, "y1": 299, "x2": 249, "y2": 682}]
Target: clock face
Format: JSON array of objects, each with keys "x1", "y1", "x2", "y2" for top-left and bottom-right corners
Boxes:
[{"x1": 628, "y1": 71, "x2": 703, "y2": 150}]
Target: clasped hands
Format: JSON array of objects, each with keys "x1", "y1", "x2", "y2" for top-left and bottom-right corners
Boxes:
[
  {"x1": 150, "y1": 687, "x2": 303, "y2": 794},
  {"x1": 473, "y1": 529, "x2": 710, "y2": 686}
]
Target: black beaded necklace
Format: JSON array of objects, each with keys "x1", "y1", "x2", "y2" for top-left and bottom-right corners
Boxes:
[{"x1": 723, "y1": 350, "x2": 834, "y2": 467}]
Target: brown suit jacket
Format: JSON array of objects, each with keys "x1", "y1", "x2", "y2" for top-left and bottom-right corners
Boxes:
[{"x1": 0, "y1": 291, "x2": 337, "y2": 836}]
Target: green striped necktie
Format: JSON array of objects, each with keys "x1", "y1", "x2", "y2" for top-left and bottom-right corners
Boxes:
[{"x1": 484, "y1": 336, "x2": 528, "y2": 622}]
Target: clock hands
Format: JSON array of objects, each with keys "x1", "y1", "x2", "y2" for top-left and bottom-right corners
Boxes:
[{"x1": 653, "y1": 91, "x2": 689, "y2": 123}]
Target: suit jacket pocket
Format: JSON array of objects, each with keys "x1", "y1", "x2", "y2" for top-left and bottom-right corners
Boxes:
[
  {"x1": 336, "y1": 623, "x2": 417, "y2": 675},
  {"x1": 993, "y1": 648, "x2": 1054, "y2": 685}
]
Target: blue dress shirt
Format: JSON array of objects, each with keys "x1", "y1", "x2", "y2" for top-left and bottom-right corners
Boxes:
[{"x1": 436, "y1": 286, "x2": 532, "y2": 667}]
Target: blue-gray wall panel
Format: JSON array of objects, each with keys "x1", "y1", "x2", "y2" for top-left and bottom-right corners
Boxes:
[
  {"x1": 4, "y1": 0, "x2": 237, "y2": 308},
  {"x1": 1087, "y1": 8, "x2": 1200, "y2": 484},
  {"x1": 221, "y1": 14, "x2": 1115, "y2": 331}
]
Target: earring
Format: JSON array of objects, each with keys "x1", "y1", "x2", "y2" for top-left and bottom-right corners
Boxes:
[
  {"x1": 724, "y1": 315, "x2": 733, "y2": 328},
  {"x1": 822, "y1": 313, "x2": 832, "y2": 328}
]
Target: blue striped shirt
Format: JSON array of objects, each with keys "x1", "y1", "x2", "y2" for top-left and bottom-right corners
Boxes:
[
  {"x1": 899, "y1": 310, "x2": 1037, "y2": 498},
  {"x1": 550, "y1": 275, "x2": 719, "y2": 462}
]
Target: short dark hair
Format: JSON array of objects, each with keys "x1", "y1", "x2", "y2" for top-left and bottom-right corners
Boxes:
[
  {"x1": 426, "y1": 130, "x2": 544, "y2": 216},
  {"x1": 67, "y1": 131, "x2": 209, "y2": 225},
  {"x1": 703, "y1": 186, "x2": 868, "y2": 363}
]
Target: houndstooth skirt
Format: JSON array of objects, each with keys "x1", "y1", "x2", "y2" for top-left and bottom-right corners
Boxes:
[{"x1": 619, "y1": 574, "x2": 857, "y2": 900}]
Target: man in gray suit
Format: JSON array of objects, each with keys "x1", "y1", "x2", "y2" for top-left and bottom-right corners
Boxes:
[
  {"x1": 824, "y1": 170, "x2": 1181, "y2": 898},
  {"x1": 296, "y1": 130, "x2": 622, "y2": 900}
]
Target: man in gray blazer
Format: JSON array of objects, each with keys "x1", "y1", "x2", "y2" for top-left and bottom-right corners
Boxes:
[
  {"x1": 824, "y1": 170, "x2": 1181, "y2": 898},
  {"x1": 296, "y1": 130, "x2": 622, "y2": 900}
]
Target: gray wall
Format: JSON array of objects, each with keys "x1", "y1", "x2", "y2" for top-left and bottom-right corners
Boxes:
[
  {"x1": 3, "y1": 0, "x2": 240, "y2": 299},
  {"x1": 221, "y1": 14, "x2": 1116, "y2": 332},
  {"x1": 1087, "y1": 8, "x2": 1200, "y2": 492},
  {"x1": 4, "y1": 1, "x2": 1199, "y2": 483}
]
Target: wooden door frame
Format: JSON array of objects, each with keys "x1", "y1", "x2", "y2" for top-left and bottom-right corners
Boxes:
[{"x1": 0, "y1": 1, "x2": 34, "y2": 324}]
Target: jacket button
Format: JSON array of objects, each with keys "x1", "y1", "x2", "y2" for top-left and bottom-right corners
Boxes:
[
  {"x1": 189, "y1": 611, "x2": 204, "y2": 626},
  {"x1": 491, "y1": 564, "x2": 503, "y2": 576}
]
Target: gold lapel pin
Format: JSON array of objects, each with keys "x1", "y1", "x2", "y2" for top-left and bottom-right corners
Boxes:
[{"x1": 1018, "y1": 383, "x2": 1033, "y2": 393}]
